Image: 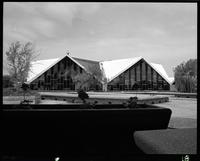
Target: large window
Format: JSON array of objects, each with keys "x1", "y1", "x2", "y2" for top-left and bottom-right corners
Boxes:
[
  {"x1": 130, "y1": 67, "x2": 135, "y2": 86},
  {"x1": 58, "y1": 62, "x2": 60, "y2": 71},
  {"x1": 74, "y1": 64, "x2": 77, "y2": 71},
  {"x1": 67, "y1": 59, "x2": 72, "y2": 67},
  {"x1": 64, "y1": 60, "x2": 67, "y2": 69},
  {"x1": 142, "y1": 62, "x2": 146, "y2": 81},
  {"x1": 51, "y1": 67, "x2": 54, "y2": 74},
  {"x1": 54, "y1": 73, "x2": 57, "y2": 79},
  {"x1": 80, "y1": 67, "x2": 82, "y2": 73},
  {"x1": 157, "y1": 75, "x2": 163, "y2": 90},
  {"x1": 147, "y1": 66, "x2": 151, "y2": 82},
  {"x1": 136, "y1": 65, "x2": 140, "y2": 82},
  {"x1": 124, "y1": 71, "x2": 129, "y2": 87},
  {"x1": 153, "y1": 70, "x2": 157, "y2": 83}
]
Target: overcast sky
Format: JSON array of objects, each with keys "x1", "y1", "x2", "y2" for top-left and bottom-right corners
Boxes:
[{"x1": 3, "y1": 2, "x2": 197, "y2": 77}]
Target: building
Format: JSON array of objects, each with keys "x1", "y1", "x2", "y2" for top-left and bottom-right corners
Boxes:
[
  {"x1": 27, "y1": 52, "x2": 174, "y2": 91},
  {"x1": 169, "y1": 77, "x2": 177, "y2": 91}
]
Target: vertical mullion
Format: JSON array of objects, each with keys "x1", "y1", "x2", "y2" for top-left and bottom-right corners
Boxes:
[
  {"x1": 129, "y1": 69, "x2": 131, "y2": 90},
  {"x1": 140, "y1": 61, "x2": 142, "y2": 88},
  {"x1": 135, "y1": 67, "x2": 137, "y2": 82},
  {"x1": 151, "y1": 67, "x2": 153, "y2": 89},
  {"x1": 145, "y1": 62, "x2": 148, "y2": 89},
  {"x1": 156, "y1": 72, "x2": 159, "y2": 90}
]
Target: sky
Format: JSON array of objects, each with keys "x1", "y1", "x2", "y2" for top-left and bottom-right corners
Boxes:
[{"x1": 3, "y1": 2, "x2": 197, "y2": 77}]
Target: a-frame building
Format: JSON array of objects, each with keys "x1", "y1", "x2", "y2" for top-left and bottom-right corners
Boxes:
[
  {"x1": 102, "y1": 57, "x2": 171, "y2": 91},
  {"x1": 27, "y1": 53, "x2": 173, "y2": 91}
]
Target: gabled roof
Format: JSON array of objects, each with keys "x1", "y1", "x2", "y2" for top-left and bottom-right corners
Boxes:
[
  {"x1": 100, "y1": 57, "x2": 142, "y2": 82},
  {"x1": 27, "y1": 52, "x2": 173, "y2": 85},
  {"x1": 67, "y1": 55, "x2": 86, "y2": 70},
  {"x1": 149, "y1": 62, "x2": 172, "y2": 84},
  {"x1": 26, "y1": 54, "x2": 86, "y2": 84},
  {"x1": 168, "y1": 77, "x2": 175, "y2": 84},
  {"x1": 73, "y1": 57, "x2": 101, "y2": 74},
  {"x1": 27, "y1": 58, "x2": 60, "y2": 83},
  {"x1": 100, "y1": 57, "x2": 173, "y2": 84}
]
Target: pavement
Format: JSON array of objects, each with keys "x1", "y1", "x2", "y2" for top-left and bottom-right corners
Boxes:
[
  {"x1": 154, "y1": 96, "x2": 197, "y2": 128},
  {"x1": 154, "y1": 96, "x2": 197, "y2": 119},
  {"x1": 3, "y1": 92, "x2": 197, "y2": 129}
]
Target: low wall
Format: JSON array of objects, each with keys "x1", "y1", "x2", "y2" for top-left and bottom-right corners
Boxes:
[
  {"x1": 174, "y1": 93, "x2": 197, "y2": 98},
  {"x1": 125, "y1": 91, "x2": 197, "y2": 98},
  {"x1": 2, "y1": 105, "x2": 172, "y2": 156},
  {"x1": 40, "y1": 94, "x2": 169, "y2": 104}
]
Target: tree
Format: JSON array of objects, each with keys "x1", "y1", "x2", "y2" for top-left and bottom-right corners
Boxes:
[
  {"x1": 65, "y1": 64, "x2": 104, "y2": 91},
  {"x1": 20, "y1": 83, "x2": 29, "y2": 101},
  {"x1": 3, "y1": 75, "x2": 14, "y2": 88},
  {"x1": 174, "y1": 59, "x2": 197, "y2": 93},
  {"x1": 5, "y1": 41, "x2": 38, "y2": 89}
]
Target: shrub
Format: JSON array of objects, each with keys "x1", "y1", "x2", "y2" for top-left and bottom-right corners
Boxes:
[{"x1": 78, "y1": 89, "x2": 89, "y2": 103}]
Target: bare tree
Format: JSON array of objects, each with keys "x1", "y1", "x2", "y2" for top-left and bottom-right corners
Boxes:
[
  {"x1": 65, "y1": 64, "x2": 104, "y2": 91},
  {"x1": 5, "y1": 41, "x2": 38, "y2": 89},
  {"x1": 76, "y1": 66, "x2": 102, "y2": 90}
]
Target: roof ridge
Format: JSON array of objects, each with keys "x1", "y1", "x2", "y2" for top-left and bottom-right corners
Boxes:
[
  {"x1": 102, "y1": 57, "x2": 142, "y2": 82},
  {"x1": 72, "y1": 57, "x2": 99, "y2": 63},
  {"x1": 34, "y1": 56, "x2": 143, "y2": 63}
]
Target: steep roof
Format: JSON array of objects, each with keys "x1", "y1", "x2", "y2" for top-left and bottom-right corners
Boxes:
[
  {"x1": 100, "y1": 57, "x2": 172, "y2": 84},
  {"x1": 27, "y1": 58, "x2": 60, "y2": 83},
  {"x1": 149, "y1": 63, "x2": 172, "y2": 84},
  {"x1": 26, "y1": 54, "x2": 86, "y2": 84},
  {"x1": 27, "y1": 53, "x2": 173, "y2": 85},
  {"x1": 168, "y1": 77, "x2": 175, "y2": 84},
  {"x1": 100, "y1": 57, "x2": 142, "y2": 82}
]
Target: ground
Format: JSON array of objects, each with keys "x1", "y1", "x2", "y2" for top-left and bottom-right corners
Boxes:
[
  {"x1": 154, "y1": 96, "x2": 197, "y2": 129},
  {"x1": 3, "y1": 96, "x2": 36, "y2": 104},
  {"x1": 3, "y1": 91, "x2": 197, "y2": 129}
]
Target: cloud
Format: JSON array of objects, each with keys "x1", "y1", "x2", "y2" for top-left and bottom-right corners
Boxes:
[
  {"x1": 78, "y1": 3, "x2": 101, "y2": 15},
  {"x1": 42, "y1": 3, "x2": 78, "y2": 26},
  {"x1": 42, "y1": 3, "x2": 101, "y2": 26},
  {"x1": 4, "y1": 17, "x2": 56, "y2": 43},
  {"x1": 30, "y1": 17, "x2": 57, "y2": 39},
  {"x1": 3, "y1": 23, "x2": 37, "y2": 45},
  {"x1": 144, "y1": 27, "x2": 166, "y2": 37},
  {"x1": 3, "y1": 2, "x2": 196, "y2": 78},
  {"x1": 4, "y1": 2, "x2": 102, "y2": 42}
]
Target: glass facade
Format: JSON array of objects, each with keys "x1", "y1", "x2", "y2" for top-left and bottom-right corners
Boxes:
[
  {"x1": 30, "y1": 57, "x2": 80, "y2": 90},
  {"x1": 108, "y1": 59, "x2": 170, "y2": 91},
  {"x1": 30, "y1": 58, "x2": 170, "y2": 91}
]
